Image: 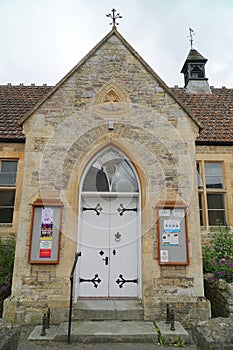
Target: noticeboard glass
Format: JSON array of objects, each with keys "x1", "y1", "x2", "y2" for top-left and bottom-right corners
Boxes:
[
  {"x1": 157, "y1": 202, "x2": 189, "y2": 265},
  {"x1": 28, "y1": 198, "x2": 63, "y2": 264}
]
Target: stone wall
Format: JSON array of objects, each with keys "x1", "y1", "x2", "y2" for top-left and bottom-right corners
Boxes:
[
  {"x1": 4, "y1": 31, "x2": 210, "y2": 325},
  {"x1": 204, "y1": 273, "x2": 233, "y2": 318},
  {"x1": 192, "y1": 316, "x2": 233, "y2": 350},
  {"x1": 144, "y1": 295, "x2": 210, "y2": 327}
]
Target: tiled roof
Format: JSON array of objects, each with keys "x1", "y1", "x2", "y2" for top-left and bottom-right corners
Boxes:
[
  {"x1": 171, "y1": 87, "x2": 233, "y2": 143},
  {"x1": 0, "y1": 84, "x2": 232, "y2": 144},
  {"x1": 0, "y1": 84, "x2": 52, "y2": 141}
]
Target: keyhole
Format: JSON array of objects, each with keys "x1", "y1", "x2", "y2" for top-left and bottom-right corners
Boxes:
[
  {"x1": 113, "y1": 249, "x2": 116, "y2": 255},
  {"x1": 103, "y1": 257, "x2": 109, "y2": 265}
]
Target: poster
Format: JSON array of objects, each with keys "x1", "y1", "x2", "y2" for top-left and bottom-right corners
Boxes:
[
  {"x1": 39, "y1": 207, "x2": 54, "y2": 258},
  {"x1": 162, "y1": 232, "x2": 179, "y2": 246},
  {"x1": 160, "y1": 250, "x2": 169, "y2": 262},
  {"x1": 173, "y1": 209, "x2": 185, "y2": 218},
  {"x1": 39, "y1": 240, "x2": 52, "y2": 258},
  {"x1": 164, "y1": 219, "x2": 180, "y2": 233},
  {"x1": 170, "y1": 233, "x2": 179, "y2": 245},
  {"x1": 159, "y1": 209, "x2": 171, "y2": 217}
]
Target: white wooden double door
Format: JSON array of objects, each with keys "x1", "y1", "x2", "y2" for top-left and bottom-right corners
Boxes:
[{"x1": 77, "y1": 195, "x2": 139, "y2": 297}]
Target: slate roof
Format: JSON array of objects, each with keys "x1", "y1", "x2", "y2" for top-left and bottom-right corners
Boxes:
[
  {"x1": 180, "y1": 49, "x2": 208, "y2": 74},
  {"x1": 0, "y1": 83, "x2": 232, "y2": 144},
  {"x1": 185, "y1": 49, "x2": 207, "y2": 61},
  {"x1": 0, "y1": 84, "x2": 52, "y2": 141}
]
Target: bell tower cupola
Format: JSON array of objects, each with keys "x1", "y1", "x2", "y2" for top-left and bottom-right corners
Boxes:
[{"x1": 181, "y1": 29, "x2": 211, "y2": 93}]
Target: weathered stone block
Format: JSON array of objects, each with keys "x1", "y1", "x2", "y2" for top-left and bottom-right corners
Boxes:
[
  {"x1": 144, "y1": 296, "x2": 210, "y2": 327},
  {"x1": 204, "y1": 274, "x2": 233, "y2": 317},
  {"x1": 191, "y1": 317, "x2": 233, "y2": 350},
  {"x1": 0, "y1": 319, "x2": 20, "y2": 350},
  {"x1": 161, "y1": 266, "x2": 187, "y2": 278}
]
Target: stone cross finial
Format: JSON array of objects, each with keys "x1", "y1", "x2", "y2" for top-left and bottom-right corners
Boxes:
[
  {"x1": 106, "y1": 8, "x2": 122, "y2": 27},
  {"x1": 188, "y1": 28, "x2": 195, "y2": 49}
]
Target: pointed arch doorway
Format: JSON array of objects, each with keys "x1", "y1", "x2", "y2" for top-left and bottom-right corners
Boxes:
[{"x1": 76, "y1": 147, "x2": 141, "y2": 298}]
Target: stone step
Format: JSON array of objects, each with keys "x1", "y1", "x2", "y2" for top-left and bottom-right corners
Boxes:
[
  {"x1": 73, "y1": 299, "x2": 143, "y2": 321},
  {"x1": 55, "y1": 320, "x2": 156, "y2": 343},
  {"x1": 28, "y1": 321, "x2": 156, "y2": 344},
  {"x1": 28, "y1": 321, "x2": 197, "y2": 348},
  {"x1": 156, "y1": 321, "x2": 191, "y2": 346}
]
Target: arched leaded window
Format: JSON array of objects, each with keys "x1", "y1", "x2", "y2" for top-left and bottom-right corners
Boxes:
[{"x1": 82, "y1": 148, "x2": 139, "y2": 193}]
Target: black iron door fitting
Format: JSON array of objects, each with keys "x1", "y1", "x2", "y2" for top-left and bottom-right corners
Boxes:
[
  {"x1": 83, "y1": 203, "x2": 103, "y2": 215},
  {"x1": 117, "y1": 204, "x2": 137, "y2": 216},
  {"x1": 79, "y1": 274, "x2": 101, "y2": 288},
  {"x1": 103, "y1": 256, "x2": 109, "y2": 265},
  {"x1": 116, "y1": 274, "x2": 138, "y2": 288}
]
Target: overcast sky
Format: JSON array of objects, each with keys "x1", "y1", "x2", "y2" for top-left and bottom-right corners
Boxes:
[{"x1": 0, "y1": 0, "x2": 232, "y2": 88}]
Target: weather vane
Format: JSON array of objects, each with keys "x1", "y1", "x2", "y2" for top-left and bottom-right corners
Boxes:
[
  {"x1": 188, "y1": 28, "x2": 195, "y2": 49},
  {"x1": 106, "y1": 8, "x2": 122, "y2": 27}
]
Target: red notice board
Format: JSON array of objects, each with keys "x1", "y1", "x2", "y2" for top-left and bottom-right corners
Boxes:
[{"x1": 28, "y1": 198, "x2": 63, "y2": 264}]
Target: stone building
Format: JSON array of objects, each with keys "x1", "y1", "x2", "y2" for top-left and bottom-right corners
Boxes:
[{"x1": 0, "y1": 25, "x2": 232, "y2": 325}]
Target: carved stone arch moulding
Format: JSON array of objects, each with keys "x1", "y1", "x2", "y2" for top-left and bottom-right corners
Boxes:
[{"x1": 93, "y1": 81, "x2": 131, "y2": 105}]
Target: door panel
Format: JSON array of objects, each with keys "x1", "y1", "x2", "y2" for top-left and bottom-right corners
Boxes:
[
  {"x1": 109, "y1": 197, "x2": 138, "y2": 297},
  {"x1": 78, "y1": 197, "x2": 110, "y2": 297},
  {"x1": 78, "y1": 196, "x2": 139, "y2": 297}
]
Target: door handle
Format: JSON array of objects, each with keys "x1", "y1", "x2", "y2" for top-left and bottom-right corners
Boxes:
[{"x1": 103, "y1": 257, "x2": 109, "y2": 265}]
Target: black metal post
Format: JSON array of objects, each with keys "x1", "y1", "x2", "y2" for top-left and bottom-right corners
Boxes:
[
  {"x1": 68, "y1": 252, "x2": 81, "y2": 345},
  {"x1": 46, "y1": 307, "x2": 50, "y2": 329},
  {"x1": 166, "y1": 304, "x2": 170, "y2": 324},
  {"x1": 170, "y1": 309, "x2": 175, "y2": 331},
  {"x1": 41, "y1": 313, "x2": 47, "y2": 336},
  {"x1": 68, "y1": 273, "x2": 74, "y2": 344}
]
